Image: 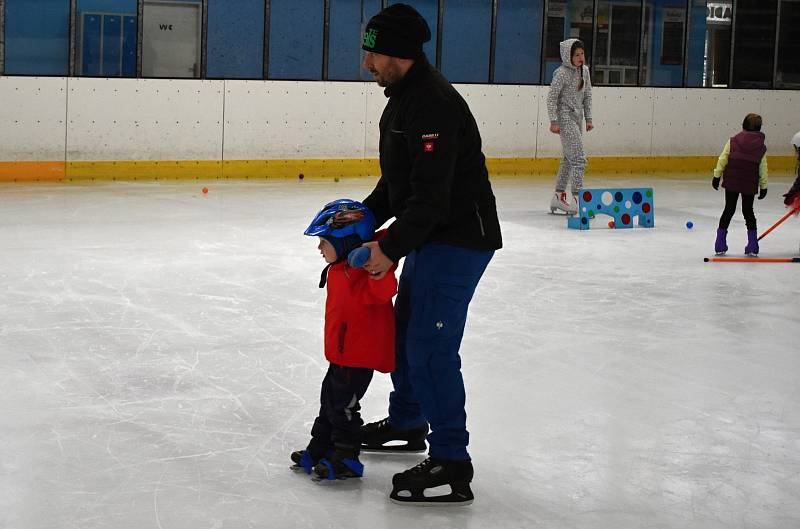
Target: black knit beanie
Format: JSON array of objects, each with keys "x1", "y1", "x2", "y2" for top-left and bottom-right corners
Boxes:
[{"x1": 362, "y1": 3, "x2": 431, "y2": 59}]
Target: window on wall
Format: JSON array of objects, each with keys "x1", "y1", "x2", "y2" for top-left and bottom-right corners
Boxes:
[
  {"x1": 440, "y1": 0, "x2": 491, "y2": 82},
  {"x1": 141, "y1": 0, "x2": 203, "y2": 78},
  {"x1": 4, "y1": 0, "x2": 70, "y2": 75},
  {"x1": 641, "y1": 1, "x2": 686, "y2": 87},
  {"x1": 328, "y1": 0, "x2": 382, "y2": 81},
  {"x1": 594, "y1": 0, "x2": 642, "y2": 86},
  {"x1": 76, "y1": 0, "x2": 138, "y2": 77},
  {"x1": 268, "y1": 0, "x2": 324, "y2": 79},
  {"x1": 494, "y1": 0, "x2": 544, "y2": 84},
  {"x1": 776, "y1": 0, "x2": 800, "y2": 87},
  {"x1": 542, "y1": 0, "x2": 594, "y2": 84},
  {"x1": 391, "y1": 0, "x2": 438, "y2": 64},
  {"x1": 206, "y1": 0, "x2": 264, "y2": 79},
  {"x1": 731, "y1": 0, "x2": 777, "y2": 88},
  {"x1": 684, "y1": 0, "x2": 715, "y2": 86},
  {"x1": 441, "y1": 0, "x2": 492, "y2": 83}
]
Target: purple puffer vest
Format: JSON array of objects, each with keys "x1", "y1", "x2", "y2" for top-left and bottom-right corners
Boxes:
[{"x1": 722, "y1": 130, "x2": 766, "y2": 195}]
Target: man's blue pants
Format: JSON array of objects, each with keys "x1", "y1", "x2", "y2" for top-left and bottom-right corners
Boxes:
[{"x1": 387, "y1": 244, "x2": 494, "y2": 461}]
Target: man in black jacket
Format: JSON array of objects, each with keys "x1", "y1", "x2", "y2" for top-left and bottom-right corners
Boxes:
[{"x1": 357, "y1": 3, "x2": 502, "y2": 506}]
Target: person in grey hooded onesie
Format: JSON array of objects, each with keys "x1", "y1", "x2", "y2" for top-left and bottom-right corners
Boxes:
[{"x1": 547, "y1": 38, "x2": 594, "y2": 214}]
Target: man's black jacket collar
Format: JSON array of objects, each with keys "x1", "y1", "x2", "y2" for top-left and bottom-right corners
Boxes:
[{"x1": 384, "y1": 55, "x2": 430, "y2": 99}]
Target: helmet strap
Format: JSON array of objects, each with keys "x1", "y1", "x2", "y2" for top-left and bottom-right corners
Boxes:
[{"x1": 319, "y1": 263, "x2": 331, "y2": 288}]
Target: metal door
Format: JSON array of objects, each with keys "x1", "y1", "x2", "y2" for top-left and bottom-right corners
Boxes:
[{"x1": 142, "y1": 0, "x2": 202, "y2": 78}]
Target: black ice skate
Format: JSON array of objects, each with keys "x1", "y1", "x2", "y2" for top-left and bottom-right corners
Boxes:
[
  {"x1": 389, "y1": 457, "x2": 474, "y2": 506},
  {"x1": 360, "y1": 417, "x2": 429, "y2": 453},
  {"x1": 312, "y1": 446, "x2": 364, "y2": 482}
]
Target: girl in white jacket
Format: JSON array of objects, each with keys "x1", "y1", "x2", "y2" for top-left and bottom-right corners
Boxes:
[{"x1": 547, "y1": 38, "x2": 594, "y2": 215}]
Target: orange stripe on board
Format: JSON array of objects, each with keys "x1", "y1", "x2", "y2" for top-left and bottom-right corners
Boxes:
[{"x1": 0, "y1": 162, "x2": 65, "y2": 182}]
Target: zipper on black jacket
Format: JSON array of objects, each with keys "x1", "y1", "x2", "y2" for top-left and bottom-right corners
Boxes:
[
  {"x1": 474, "y1": 202, "x2": 486, "y2": 237},
  {"x1": 338, "y1": 323, "x2": 347, "y2": 354}
]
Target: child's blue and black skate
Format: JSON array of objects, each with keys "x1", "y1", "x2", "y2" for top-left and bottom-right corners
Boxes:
[
  {"x1": 289, "y1": 450, "x2": 318, "y2": 474},
  {"x1": 311, "y1": 448, "x2": 364, "y2": 482}
]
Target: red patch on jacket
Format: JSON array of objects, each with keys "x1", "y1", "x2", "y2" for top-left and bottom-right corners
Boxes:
[{"x1": 422, "y1": 133, "x2": 439, "y2": 154}]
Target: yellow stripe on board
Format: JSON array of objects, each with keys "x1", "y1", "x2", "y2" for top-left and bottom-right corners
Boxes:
[
  {"x1": 66, "y1": 160, "x2": 223, "y2": 181},
  {"x1": 221, "y1": 159, "x2": 380, "y2": 179},
  {"x1": 0, "y1": 161, "x2": 65, "y2": 182},
  {"x1": 0, "y1": 156, "x2": 796, "y2": 182}
]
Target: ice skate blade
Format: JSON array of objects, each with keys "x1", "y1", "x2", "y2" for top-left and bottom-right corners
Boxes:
[
  {"x1": 389, "y1": 483, "x2": 474, "y2": 506},
  {"x1": 360, "y1": 441, "x2": 427, "y2": 454},
  {"x1": 714, "y1": 251, "x2": 726, "y2": 256},
  {"x1": 361, "y1": 446, "x2": 427, "y2": 454},
  {"x1": 311, "y1": 474, "x2": 361, "y2": 483}
]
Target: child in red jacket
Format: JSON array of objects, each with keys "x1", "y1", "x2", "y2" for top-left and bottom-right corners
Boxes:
[{"x1": 291, "y1": 199, "x2": 397, "y2": 481}]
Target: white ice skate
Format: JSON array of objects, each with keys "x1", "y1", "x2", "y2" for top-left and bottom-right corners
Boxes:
[{"x1": 549, "y1": 191, "x2": 577, "y2": 215}]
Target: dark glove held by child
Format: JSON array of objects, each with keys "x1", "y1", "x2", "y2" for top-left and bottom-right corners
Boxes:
[
  {"x1": 758, "y1": 188, "x2": 768, "y2": 200},
  {"x1": 712, "y1": 177, "x2": 720, "y2": 190}
]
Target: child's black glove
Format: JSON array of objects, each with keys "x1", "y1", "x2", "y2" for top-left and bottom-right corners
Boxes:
[
  {"x1": 785, "y1": 191, "x2": 799, "y2": 206},
  {"x1": 758, "y1": 188, "x2": 768, "y2": 200},
  {"x1": 711, "y1": 177, "x2": 720, "y2": 190}
]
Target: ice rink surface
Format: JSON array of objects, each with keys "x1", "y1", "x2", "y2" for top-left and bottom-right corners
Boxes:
[{"x1": 1, "y1": 176, "x2": 799, "y2": 529}]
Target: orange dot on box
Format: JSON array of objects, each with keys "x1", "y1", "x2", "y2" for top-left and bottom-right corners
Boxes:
[
  {"x1": 608, "y1": 220, "x2": 615, "y2": 228},
  {"x1": 202, "y1": 187, "x2": 208, "y2": 194}
]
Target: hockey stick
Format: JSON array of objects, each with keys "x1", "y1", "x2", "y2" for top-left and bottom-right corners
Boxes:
[
  {"x1": 758, "y1": 204, "x2": 800, "y2": 241},
  {"x1": 704, "y1": 257, "x2": 800, "y2": 263}
]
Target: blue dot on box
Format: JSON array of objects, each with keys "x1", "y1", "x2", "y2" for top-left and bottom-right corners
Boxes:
[
  {"x1": 633, "y1": 192, "x2": 642, "y2": 204},
  {"x1": 615, "y1": 191, "x2": 624, "y2": 202}
]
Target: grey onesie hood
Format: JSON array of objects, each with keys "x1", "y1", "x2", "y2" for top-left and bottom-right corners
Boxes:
[{"x1": 547, "y1": 39, "x2": 593, "y2": 124}]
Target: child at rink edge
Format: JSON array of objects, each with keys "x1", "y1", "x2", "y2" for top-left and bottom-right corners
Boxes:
[
  {"x1": 291, "y1": 199, "x2": 397, "y2": 481},
  {"x1": 547, "y1": 38, "x2": 594, "y2": 215},
  {"x1": 785, "y1": 131, "x2": 800, "y2": 253},
  {"x1": 712, "y1": 113, "x2": 769, "y2": 256}
]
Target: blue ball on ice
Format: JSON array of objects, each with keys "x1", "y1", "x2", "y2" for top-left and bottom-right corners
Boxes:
[
  {"x1": 347, "y1": 246, "x2": 371, "y2": 268},
  {"x1": 686, "y1": 221, "x2": 694, "y2": 229}
]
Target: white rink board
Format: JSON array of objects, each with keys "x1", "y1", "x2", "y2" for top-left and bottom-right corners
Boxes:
[
  {"x1": 223, "y1": 81, "x2": 370, "y2": 160},
  {"x1": 460, "y1": 84, "x2": 539, "y2": 157},
  {"x1": 364, "y1": 83, "x2": 387, "y2": 158},
  {"x1": 758, "y1": 91, "x2": 799, "y2": 157},
  {"x1": 588, "y1": 87, "x2": 654, "y2": 156},
  {"x1": 0, "y1": 76, "x2": 798, "y2": 163},
  {"x1": 0, "y1": 77, "x2": 67, "y2": 161},
  {"x1": 651, "y1": 89, "x2": 762, "y2": 156},
  {"x1": 66, "y1": 78, "x2": 224, "y2": 161}
]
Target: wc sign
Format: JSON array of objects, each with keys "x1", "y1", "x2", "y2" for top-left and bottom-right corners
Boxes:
[
  {"x1": 706, "y1": 2, "x2": 732, "y2": 25},
  {"x1": 159, "y1": 23, "x2": 174, "y2": 30}
]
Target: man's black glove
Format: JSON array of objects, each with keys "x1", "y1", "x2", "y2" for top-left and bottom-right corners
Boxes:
[
  {"x1": 758, "y1": 188, "x2": 768, "y2": 200},
  {"x1": 784, "y1": 191, "x2": 798, "y2": 207},
  {"x1": 712, "y1": 177, "x2": 720, "y2": 190}
]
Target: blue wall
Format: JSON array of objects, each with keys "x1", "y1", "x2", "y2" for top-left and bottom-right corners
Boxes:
[
  {"x1": 207, "y1": 0, "x2": 265, "y2": 79},
  {"x1": 441, "y1": 0, "x2": 492, "y2": 82},
  {"x1": 391, "y1": 0, "x2": 438, "y2": 63},
  {"x1": 494, "y1": 0, "x2": 543, "y2": 84},
  {"x1": 5, "y1": 0, "x2": 71, "y2": 75},
  {"x1": 685, "y1": 3, "x2": 708, "y2": 87},
  {"x1": 647, "y1": 0, "x2": 684, "y2": 87},
  {"x1": 268, "y1": 0, "x2": 324, "y2": 79},
  {"x1": 328, "y1": 0, "x2": 382, "y2": 81}
]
